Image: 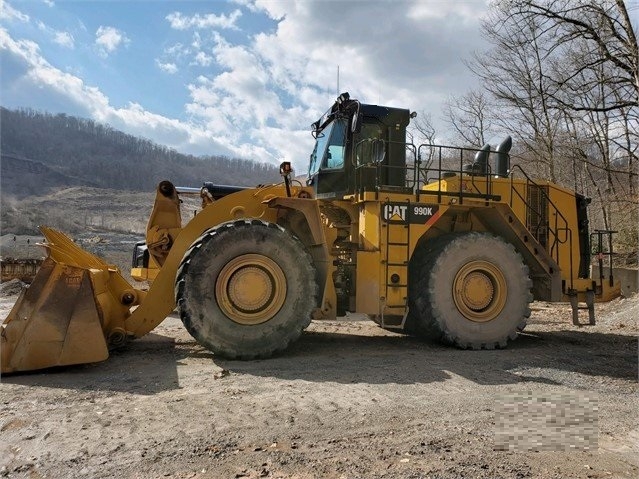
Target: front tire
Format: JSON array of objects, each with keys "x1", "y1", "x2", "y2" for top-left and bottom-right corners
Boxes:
[
  {"x1": 412, "y1": 233, "x2": 532, "y2": 349},
  {"x1": 175, "y1": 219, "x2": 318, "y2": 359}
]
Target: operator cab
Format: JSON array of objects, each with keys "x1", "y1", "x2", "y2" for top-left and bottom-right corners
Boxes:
[{"x1": 307, "y1": 92, "x2": 411, "y2": 198}]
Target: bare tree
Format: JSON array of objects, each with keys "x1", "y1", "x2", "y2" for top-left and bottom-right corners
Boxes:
[
  {"x1": 469, "y1": 1, "x2": 565, "y2": 181},
  {"x1": 512, "y1": 0, "x2": 638, "y2": 113},
  {"x1": 528, "y1": 0, "x2": 639, "y2": 233},
  {"x1": 407, "y1": 110, "x2": 436, "y2": 146},
  {"x1": 406, "y1": 111, "x2": 437, "y2": 185},
  {"x1": 443, "y1": 90, "x2": 494, "y2": 147},
  {"x1": 460, "y1": 0, "x2": 638, "y2": 260},
  {"x1": 615, "y1": 104, "x2": 639, "y2": 196}
]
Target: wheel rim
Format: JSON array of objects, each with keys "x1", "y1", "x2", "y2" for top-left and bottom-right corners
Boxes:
[
  {"x1": 216, "y1": 254, "x2": 287, "y2": 325},
  {"x1": 453, "y1": 260, "x2": 507, "y2": 323}
]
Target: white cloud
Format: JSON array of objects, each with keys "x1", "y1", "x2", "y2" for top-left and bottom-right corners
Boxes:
[
  {"x1": 0, "y1": 28, "x2": 109, "y2": 112},
  {"x1": 0, "y1": 28, "x2": 235, "y2": 157},
  {"x1": 407, "y1": 1, "x2": 488, "y2": 22},
  {"x1": 166, "y1": 9, "x2": 242, "y2": 30},
  {"x1": 156, "y1": 60, "x2": 178, "y2": 74},
  {"x1": 252, "y1": 0, "x2": 287, "y2": 20},
  {"x1": 165, "y1": 42, "x2": 189, "y2": 58},
  {"x1": 229, "y1": 0, "x2": 261, "y2": 14},
  {"x1": 173, "y1": 0, "x2": 490, "y2": 168},
  {"x1": 43, "y1": 0, "x2": 55, "y2": 6},
  {"x1": 53, "y1": 31, "x2": 74, "y2": 48},
  {"x1": 34, "y1": 19, "x2": 74, "y2": 48},
  {"x1": 0, "y1": 1, "x2": 29, "y2": 22},
  {"x1": 192, "y1": 51, "x2": 213, "y2": 67},
  {"x1": 95, "y1": 25, "x2": 129, "y2": 57},
  {"x1": 191, "y1": 32, "x2": 202, "y2": 49},
  {"x1": 1, "y1": 0, "x2": 491, "y2": 171},
  {"x1": 187, "y1": 77, "x2": 220, "y2": 107}
]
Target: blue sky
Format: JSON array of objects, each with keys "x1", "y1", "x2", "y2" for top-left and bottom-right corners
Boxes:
[{"x1": 0, "y1": 0, "x2": 489, "y2": 171}]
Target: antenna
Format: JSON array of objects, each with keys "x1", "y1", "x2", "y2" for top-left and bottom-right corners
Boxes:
[{"x1": 337, "y1": 65, "x2": 340, "y2": 95}]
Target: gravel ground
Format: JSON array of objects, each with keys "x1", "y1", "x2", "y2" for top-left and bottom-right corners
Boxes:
[{"x1": 0, "y1": 289, "x2": 637, "y2": 479}]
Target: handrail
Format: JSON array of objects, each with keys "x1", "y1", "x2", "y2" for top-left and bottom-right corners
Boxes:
[
  {"x1": 351, "y1": 138, "x2": 579, "y2": 291},
  {"x1": 353, "y1": 139, "x2": 417, "y2": 198},
  {"x1": 354, "y1": 140, "x2": 505, "y2": 205},
  {"x1": 591, "y1": 229, "x2": 617, "y2": 291},
  {"x1": 509, "y1": 164, "x2": 574, "y2": 289},
  {"x1": 416, "y1": 143, "x2": 499, "y2": 204}
]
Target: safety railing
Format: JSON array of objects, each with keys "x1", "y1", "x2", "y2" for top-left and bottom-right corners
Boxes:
[
  {"x1": 508, "y1": 164, "x2": 574, "y2": 289},
  {"x1": 353, "y1": 140, "x2": 504, "y2": 204},
  {"x1": 416, "y1": 143, "x2": 501, "y2": 204},
  {"x1": 351, "y1": 139, "x2": 577, "y2": 288},
  {"x1": 591, "y1": 229, "x2": 616, "y2": 292},
  {"x1": 353, "y1": 139, "x2": 418, "y2": 196}
]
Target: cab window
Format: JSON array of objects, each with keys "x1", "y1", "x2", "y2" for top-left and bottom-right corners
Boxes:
[
  {"x1": 308, "y1": 122, "x2": 334, "y2": 177},
  {"x1": 355, "y1": 123, "x2": 384, "y2": 165},
  {"x1": 323, "y1": 119, "x2": 347, "y2": 170}
]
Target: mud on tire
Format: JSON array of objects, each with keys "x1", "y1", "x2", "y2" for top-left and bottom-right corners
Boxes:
[
  {"x1": 411, "y1": 232, "x2": 532, "y2": 349},
  {"x1": 403, "y1": 234, "x2": 456, "y2": 336},
  {"x1": 175, "y1": 219, "x2": 318, "y2": 359}
]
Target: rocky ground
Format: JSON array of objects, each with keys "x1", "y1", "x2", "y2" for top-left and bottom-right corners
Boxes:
[
  {"x1": 0, "y1": 283, "x2": 637, "y2": 478},
  {"x1": 1, "y1": 221, "x2": 638, "y2": 479}
]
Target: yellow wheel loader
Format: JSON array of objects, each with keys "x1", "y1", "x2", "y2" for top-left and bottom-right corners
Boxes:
[{"x1": 1, "y1": 92, "x2": 621, "y2": 373}]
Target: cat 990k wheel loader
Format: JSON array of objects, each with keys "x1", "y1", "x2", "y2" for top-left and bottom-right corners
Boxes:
[{"x1": 1, "y1": 92, "x2": 621, "y2": 374}]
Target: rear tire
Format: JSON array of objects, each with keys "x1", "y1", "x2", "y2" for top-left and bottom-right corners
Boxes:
[
  {"x1": 403, "y1": 234, "x2": 454, "y2": 336},
  {"x1": 412, "y1": 233, "x2": 532, "y2": 349},
  {"x1": 175, "y1": 219, "x2": 318, "y2": 359}
]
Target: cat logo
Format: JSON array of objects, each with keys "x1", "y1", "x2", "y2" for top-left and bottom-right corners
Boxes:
[
  {"x1": 383, "y1": 204, "x2": 408, "y2": 222},
  {"x1": 65, "y1": 275, "x2": 83, "y2": 286}
]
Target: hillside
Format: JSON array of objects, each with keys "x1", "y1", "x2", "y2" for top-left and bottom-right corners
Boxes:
[
  {"x1": 0, "y1": 107, "x2": 281, "y2": 196},
  {"x1": 0, "y1": 108, "x2": 284, "y2": 235},
  {"x1": 1, "y1": 154, "x2": 97, "y2": 197}
]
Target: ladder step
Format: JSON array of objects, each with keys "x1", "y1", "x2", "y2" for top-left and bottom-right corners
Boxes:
[{"x1": 384, "y1": 200, "x2": 410, "y2": 315}]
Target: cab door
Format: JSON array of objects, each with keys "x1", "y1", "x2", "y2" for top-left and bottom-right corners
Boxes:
[{"x1": 308, "y1": 119, "x2": 350, "y2": 198}]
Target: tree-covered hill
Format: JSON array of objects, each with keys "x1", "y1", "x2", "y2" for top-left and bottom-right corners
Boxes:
[{"x1": 1, "y1": 108, "x2": 281, "y2": 196}]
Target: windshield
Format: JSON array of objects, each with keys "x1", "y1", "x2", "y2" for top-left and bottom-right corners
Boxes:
[
  {"x1": 308, "y1": 122, "x2": 334, "y2": 178},
  {"x1": 307, "y1": 119, "x2": 348, "y2": 178},
  {"x1": 325, "y1": 121, "x2": 347, "y2": 169}
]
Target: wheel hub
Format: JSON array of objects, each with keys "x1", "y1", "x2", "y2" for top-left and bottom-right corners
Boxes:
[
  {"x1": 227, "y1": 266, "x2": 273, "y2": 312},
  {"x1": 216, "y1": 254, "x2": 287, "y2": 325},
  {"x1": 459, "y1": 271, "x2": 494, "y2": 310},
  {"x1": 453, "y1": 260, "x2": 507, "y2": 323}
]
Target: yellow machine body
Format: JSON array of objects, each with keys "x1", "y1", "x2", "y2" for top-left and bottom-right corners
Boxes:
[
  {"x1": 1, "y1": 93, "x2": 622, "y2": 373},
  {"x1": 1, "y1": 183, "x2": 329, "y2": 373}
]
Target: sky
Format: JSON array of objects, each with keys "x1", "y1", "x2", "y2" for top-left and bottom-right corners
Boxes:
[{"x1": 0, "y1": 0, "x2": 490, "y2": 172}]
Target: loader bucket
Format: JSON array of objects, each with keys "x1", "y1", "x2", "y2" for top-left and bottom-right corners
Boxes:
[{"x1": 1, "y1": 227, "x2": 142, "y2": 374}]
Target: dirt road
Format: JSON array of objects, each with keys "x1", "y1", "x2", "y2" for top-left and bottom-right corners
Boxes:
[{"x1": 1, "y1": 294, "x2": 637, "y2": 479}]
